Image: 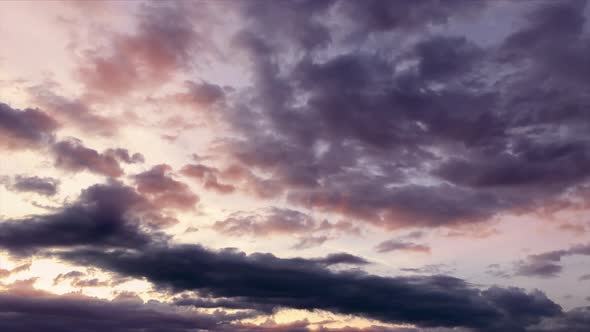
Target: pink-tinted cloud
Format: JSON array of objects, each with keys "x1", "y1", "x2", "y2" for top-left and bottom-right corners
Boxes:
[
  {"x1": 445, "y1": 227, "x2": 500, "y2": 239},
  {"x1": 181, "y1": 163, "x2": 235, "y2": 194},
  {"x1": 77, "y1": 3, "x2": 205, "y2": 100},
  {"x1": 133, "y1": 164, "x2": 199, "y2": 211},
  {"x1": 220, "y1": 164, "x2": 284, "y2": 199},
  {"x1": 558, "y1": 223, "x2": 587, "y2": 235},
  {"x1": 28, "y1": 86, "x2": 117, "y2": 136}
]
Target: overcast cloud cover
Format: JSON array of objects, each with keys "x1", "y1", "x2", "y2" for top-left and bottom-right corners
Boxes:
[{"x1": 0, "y1": 1, "x2": 589, "y2": 331}]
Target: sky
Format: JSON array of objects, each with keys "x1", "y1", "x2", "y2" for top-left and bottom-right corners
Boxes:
[{"x1": 0, "y1": 0, "x2": 589, "y2": 331}]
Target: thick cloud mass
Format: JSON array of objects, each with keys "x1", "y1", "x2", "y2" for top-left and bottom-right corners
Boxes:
[
  {"x1": 0, "y1": 181, "x2": 577, "y2": 331},
  {"x1": 58, "y1": 244, "x2": 560, "y2": 331},
  {"x1": 214, "y1": 0, "x2": 590, "y2": 229},
  {"x1": 530, "y1": 306, "x2": 590, "y2": 332},
  {"x1": 0, "y1": 182, "x2": 160, "y2": 254}
]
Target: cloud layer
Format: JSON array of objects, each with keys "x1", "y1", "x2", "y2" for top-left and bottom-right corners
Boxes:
[{"x1": 1, "y1": 0, "x2": 589, "y2": 331}]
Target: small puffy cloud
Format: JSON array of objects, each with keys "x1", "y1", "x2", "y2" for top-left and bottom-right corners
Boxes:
[
  {"x1": 52, "y1": 138, "x2": 124, "y2": 177},
  {"x1": 375, "y1": 240, "x2": 431, "y2": 254},
  {"x1": 515, "y1": 244, "x2": 590, "y2": 278},
  {"x1": 133, "y1": 164, "x2": 199, "y2": 211},
  {"x1": 1, "y1": 175, "x2": 60, "y2": 196}
]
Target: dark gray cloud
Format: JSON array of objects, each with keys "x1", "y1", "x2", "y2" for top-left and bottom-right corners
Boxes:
[
  {"x1": 311, "y1": 252, "x2": 370, "y2": 266},
  {"x1": 2, "y1": 279, "x2": 488, "y2": 332},
  {"x1": 0, "y1": 180, "x2": 571, "y2": 331},
  {"x1": 57, "y1": 244, "x2": 561, "y2": 331},
  {"x1": 529, "y1": 306, "x2": 590, "y2": 332},
  {"x1": 0, "y1": 102, "x2": 58, "y2": 150},
  {"x1": 0, "y1": 103, "x2": 138, "y2": 178},
  {"x1": 0, "y1": 182, "x2": 164, "y2": 255},
  {"x1": 483, "y1": 287, "x2": 562, "y2": 332},
  {"x1": 413, "y1": 36, "x2": 483, "y2": 81},
  {"x1": 0, "y1": 282, "x2": 242, "y2": 332},
  {"x1": 0, "y1": 280, "x2": 580, "y2": 332}
]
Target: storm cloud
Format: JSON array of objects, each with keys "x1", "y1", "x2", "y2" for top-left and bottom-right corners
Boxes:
[
  {"x1": 56, "y1": 244, "x2": 561, "y2": 331},
  {"x1": 0, "y1": 182, "x2": 164, "y2": 255}
]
